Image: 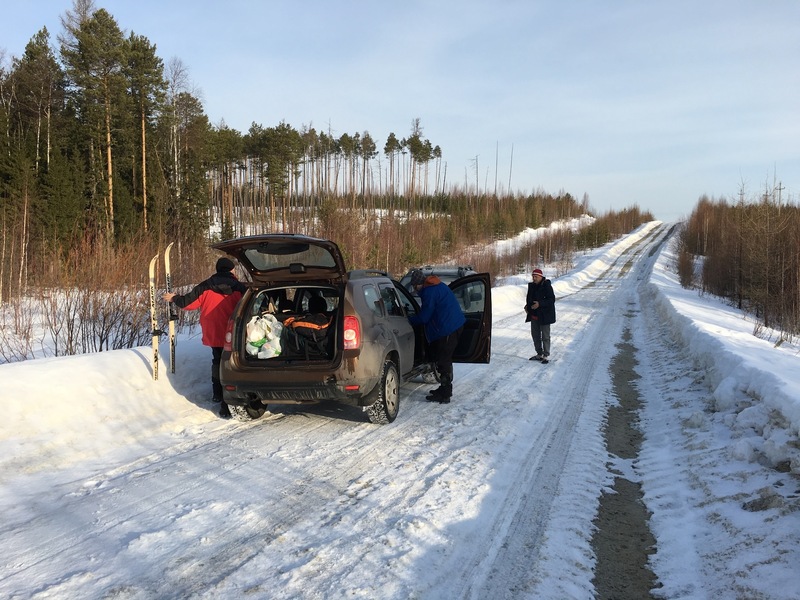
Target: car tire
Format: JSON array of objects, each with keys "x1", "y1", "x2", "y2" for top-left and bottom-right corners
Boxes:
[
  {"x1": 366, "y1": 359, "x2": 400, "y2": 424},
  {"x1": 229, "y1": 402, "x2": 268, "y2": 421}
]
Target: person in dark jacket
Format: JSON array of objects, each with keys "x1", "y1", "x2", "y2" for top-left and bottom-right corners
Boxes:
[
  {"x1": 525, "y1": 268, "x2": 556, "y2": 364},
  {"x1": 408, "y1": 269, "x2": 466, "y2": 404},
  {"x1": 163, "y1": 257, "x2": 246, "y2": 418}
]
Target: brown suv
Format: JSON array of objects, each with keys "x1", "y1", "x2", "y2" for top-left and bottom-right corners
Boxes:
[{"x1": 213, "y1": 234, "x2": 492, "y2": 424}]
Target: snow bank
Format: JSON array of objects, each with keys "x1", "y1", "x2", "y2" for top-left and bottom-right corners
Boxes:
[{"x1": 645, "y1": 236, "x2": 800, "y2": 470}]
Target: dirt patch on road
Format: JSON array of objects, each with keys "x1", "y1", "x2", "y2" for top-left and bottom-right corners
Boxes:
[{"x1": 591, "y1": 327, "x2": 660, "y2": 599}]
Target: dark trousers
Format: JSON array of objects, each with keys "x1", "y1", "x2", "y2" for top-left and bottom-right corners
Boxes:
[
  {"x1": 431, "y1": 326, "x2": 463, "y2": 397},
  {"x1": 211, "y1": 346, "x2": 224, "y2": 401},
  {"x1": 530, "y1": 320, "x2": 551, "y2": 357},
  {"x1": 211, "y1": 347, "x2": 232, "y2": 417}
]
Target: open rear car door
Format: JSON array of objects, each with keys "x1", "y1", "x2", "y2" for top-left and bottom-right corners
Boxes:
[{"x1": 450, "y1": 273, "x2": 492, "y2": 363}]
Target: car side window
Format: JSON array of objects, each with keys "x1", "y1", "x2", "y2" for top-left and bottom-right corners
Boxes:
[
  {"x1": 362, "y1": 284, "x2": 383, "y2": 317},
  {"x1": 394, "y1": 282, "x2": 419, "y2": 317},
  {"x1": 455, "y1": 280, "x2": 485, "y2": 313},
  {"x1": 378, "y1": 283, "x2": 404, "y2": 317}
]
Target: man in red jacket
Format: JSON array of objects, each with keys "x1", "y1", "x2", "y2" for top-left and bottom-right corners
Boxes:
[{"x1": 163, "y1": 257, "x2": 246, "y2": 418}]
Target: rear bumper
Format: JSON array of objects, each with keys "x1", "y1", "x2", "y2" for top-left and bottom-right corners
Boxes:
[{"x1": 222, "y1": 377, "x2": 380, "y2": 407}]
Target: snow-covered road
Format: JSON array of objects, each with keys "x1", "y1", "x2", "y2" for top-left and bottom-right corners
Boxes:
[{"x1": 3, "y1": 221, "x2": 799, "y2": 599}]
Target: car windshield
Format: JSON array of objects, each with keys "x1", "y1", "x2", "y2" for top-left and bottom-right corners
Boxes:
[{"x1": 243, "y1": 242, "x2": 337, "y2": 272}]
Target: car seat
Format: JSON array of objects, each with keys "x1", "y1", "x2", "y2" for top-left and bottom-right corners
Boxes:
[{"x1": 308, "y1": 295, "x2": 328, "y2": 314}]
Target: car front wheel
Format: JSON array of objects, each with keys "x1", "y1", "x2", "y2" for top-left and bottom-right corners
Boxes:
[{"x1": 366, "y1": 359, "x2": 400, "y2": 424}]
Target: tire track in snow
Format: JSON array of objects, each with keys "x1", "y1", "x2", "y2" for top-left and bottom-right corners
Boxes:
[
  {"x1": 0, "y1": 225, "x2": 677, "y2": 599},
  {"x1": 458, "y1": 223, "x2": 672, "y2": 599}
]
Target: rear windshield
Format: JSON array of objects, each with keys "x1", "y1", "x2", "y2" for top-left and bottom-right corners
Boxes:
[{"x1": 244, "y1": 242, "x2": 338, "y2": 272}]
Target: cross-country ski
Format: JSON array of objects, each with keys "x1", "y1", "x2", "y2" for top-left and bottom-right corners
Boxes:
[
  {"x1": 148, "y1": 253, "x2": 160, "y2": 380},
  {"x1": 164, "y1": 242, "x2": 177, "y2": 374}
]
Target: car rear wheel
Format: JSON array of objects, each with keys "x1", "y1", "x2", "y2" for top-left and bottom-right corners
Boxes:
[
  {"x1": 366, "y1": 359, "x2": 399, "y2": 424},
  {"x1": 229, "y1": 401, "x2": 268, "y2": 421}
]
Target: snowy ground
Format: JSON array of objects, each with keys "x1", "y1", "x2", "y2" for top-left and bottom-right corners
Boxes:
[{"x1": 2, "y1": 222, "x2": 799, "y2": 599}]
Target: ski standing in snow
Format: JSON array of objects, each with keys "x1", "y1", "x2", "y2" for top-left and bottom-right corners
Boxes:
[
  {"x1": 164, "y1": 243, "x2": 178, "y2": 374},
  {"x1": 148, "y1": 253, "x2": 162, "y2": 380}
]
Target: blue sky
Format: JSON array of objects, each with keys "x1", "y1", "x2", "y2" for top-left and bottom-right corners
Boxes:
[{"x1": 3, "y1": 0, "x2": 799, "y2": 222}]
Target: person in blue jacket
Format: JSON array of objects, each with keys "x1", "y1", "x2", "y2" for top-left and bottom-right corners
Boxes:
[{"x1": 408, "y1": 269, "x2": 466, "y2": 404}]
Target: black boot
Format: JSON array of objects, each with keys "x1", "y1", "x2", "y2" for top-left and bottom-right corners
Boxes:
[
  {"x1": 212, "y1": 377, "x2": 223, "y2": 403},
  {"x1": 219, "y1": 402, "x2": 232, "y2": 419},
  {"x1": 426, "y1": 386, "x2": 445, "y2": 401},
  {"x1": 430, "y1": 375, "x2": 452, "y2": 404}
]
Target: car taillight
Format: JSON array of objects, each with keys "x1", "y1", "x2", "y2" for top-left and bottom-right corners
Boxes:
[
  {"x1": 223, "y1": 317, "x2": 234, "y2": 351},
  {"x1": 343, "y1": 315, "x2": 360, "y2": 350}
]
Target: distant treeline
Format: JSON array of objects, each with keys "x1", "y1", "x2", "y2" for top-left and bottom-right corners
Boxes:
[
  {"x1": 677, "y1": 186, "x2": 800, "y2": 339},
  {"x1": 0, "y1": 1, "x2": 652, "y2": 297},
  {"x1": 0, "y1": 1, "x2": 657, "y2": 361}
]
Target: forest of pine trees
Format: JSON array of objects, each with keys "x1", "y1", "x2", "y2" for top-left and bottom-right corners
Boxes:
[
  {"x1": 4, "y1": 2, "x2": 799, "y2": 359},
  {"x1": 0, "y1": 1, "x2": 657, "y2": 360}
]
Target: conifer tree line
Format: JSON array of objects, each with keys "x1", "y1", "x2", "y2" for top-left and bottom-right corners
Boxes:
[
  {"x1": 677, "y1": 183, "x2": 800, "y2": 339},
  {"x1": 0, "y1": 2, "x2": 656, "y2": 360},
  {"x1": 0, "y1": 2, "x2": 632, "y2": 297}
]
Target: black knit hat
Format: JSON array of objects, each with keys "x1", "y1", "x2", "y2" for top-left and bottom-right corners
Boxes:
[
  {"x1": 216, "y1": 257, "x2": 235, "y2": 273},
  {"x1": 409, "y1": 269, "x2": 425, "y2": 287}
]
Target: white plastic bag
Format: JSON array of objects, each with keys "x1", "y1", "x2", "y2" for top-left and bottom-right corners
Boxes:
[
  {"x1": 245, "y1": 314, "x2": 283, "y2": 358},
  {"x1": 258, "y1": 334, "x2": 282, "y2": 358}
]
